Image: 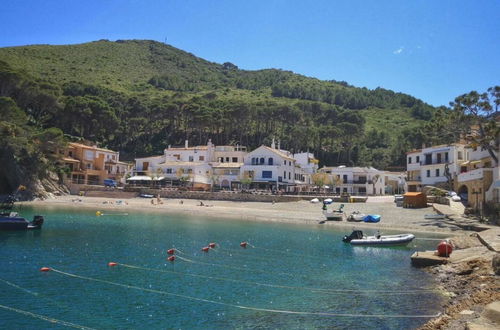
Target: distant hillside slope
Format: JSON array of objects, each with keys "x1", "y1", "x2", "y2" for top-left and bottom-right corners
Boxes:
[{"x1": 0, "y1": 39, "x2": 435, "y2": 169}]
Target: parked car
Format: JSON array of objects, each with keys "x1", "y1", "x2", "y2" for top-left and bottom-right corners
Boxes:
[{"x1": 104, "y1": 179, "x2": 117, "y2": 187}]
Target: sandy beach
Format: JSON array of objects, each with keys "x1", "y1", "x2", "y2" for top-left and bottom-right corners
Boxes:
[{"x1": 23, "y1": 195, "x2": 463, "y2": 236}]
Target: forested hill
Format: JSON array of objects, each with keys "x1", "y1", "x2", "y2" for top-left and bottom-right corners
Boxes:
[{"x1": 0, "y1": 39, "x2": 438, "y2": 191}]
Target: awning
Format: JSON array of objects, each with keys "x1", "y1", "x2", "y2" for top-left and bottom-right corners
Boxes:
[
  {"x1": 127, "y1": 176, "x2": 152, "y2": 181},
  {"x1": 153, "y1": 177, "x2": 165, "y2": 181},
  {"x1": 470, "y1": 160, "x2": 481, "y2": 165},
  {"x1": 460, "y1": 161, "x2": 470, "y2": 166}
]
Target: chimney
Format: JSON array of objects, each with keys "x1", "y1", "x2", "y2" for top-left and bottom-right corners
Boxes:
[
  {"x1": 271, "y1": 138, "x2": 276, "y2": 149},
  {"x1": 185, "y1": 140, "x2": 189, "y2": 148}
]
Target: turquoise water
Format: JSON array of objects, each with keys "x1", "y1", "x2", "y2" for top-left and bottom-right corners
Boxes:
[{"x1": 0, "y1": 206, "x2": 444, "y2": 329}]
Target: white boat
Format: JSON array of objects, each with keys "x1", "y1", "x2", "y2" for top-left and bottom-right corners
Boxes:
[
  {"x1": 347, "y1": 211, "x2": 365, "y2": 222},
  {"x1": 323, "y1": 209, "x2": 344, "y2": 221},
  {"x1": 342, "y1": 230, "x2": 415, "y2": 246}
]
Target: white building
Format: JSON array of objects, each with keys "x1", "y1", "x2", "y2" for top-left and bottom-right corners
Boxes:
[
  {"x1": 240, "y1": 141, "x2": 297, "y2": 191},
  {"x1": 406, "y1": 144, "x2": 467, "y2": 192},
  {"x1": 132, "y1": 140, "x2": 247, "y2": 189},
  {"x1": 319, "y1": 166, "x2": 386, "y2": 196}
]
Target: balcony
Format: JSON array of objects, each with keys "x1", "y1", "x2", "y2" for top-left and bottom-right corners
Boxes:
[
  {"x1": 457, "y1": 168, "x2": 490, "y2": 183},
  {"x1": 420, "y1": 160, "x2": 451, "y2": 166}
]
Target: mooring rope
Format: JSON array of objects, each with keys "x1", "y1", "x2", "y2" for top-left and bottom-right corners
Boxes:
[
  {"x1": 0, "y1": 303, "x2": 96, "y2": 330},
  {"x1": 50, "y1": 268, "x2": 441, "y2": 319},
  {"x1": 0, "y1": 277, "x2": 115, "y2": 323},
  {"x1": 175, "y1": 255, "x2": 299, "y2": 278},
  {"x1": 118, "y1": 262, "x2": 437, "y2": 295}
]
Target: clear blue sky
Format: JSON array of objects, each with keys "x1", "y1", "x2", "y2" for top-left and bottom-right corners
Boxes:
[{"x1": 1, "y1": 0, "x2": 498, "y2": 106}]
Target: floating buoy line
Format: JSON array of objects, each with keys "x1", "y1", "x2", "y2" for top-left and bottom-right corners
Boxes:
[
  {"x1": 167, "y1": 246, "x2": 418, "y2": 284},
  {"x1": 47, "y1": 268, "x2": 441, "y2": 319},
  {"x1": 0, "y1": 303, "x2": 95, "y2": 330},
  {"x1": 95, "y1": 211, "x2": 129, "y2": 217},
  {"x1": 0, "y1": 276, "x2": 114, "y2": 325},
  {"x1": 116, "y1": 262, "x2": 437, "y2": 295}
]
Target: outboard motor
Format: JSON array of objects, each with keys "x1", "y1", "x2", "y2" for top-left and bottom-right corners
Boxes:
[
  {"x1": 30, "y1": 215, "x2": 44, "y2": 229},
  {"x1": 342, "y1": 230, "x2": 364, "y2": 243}
]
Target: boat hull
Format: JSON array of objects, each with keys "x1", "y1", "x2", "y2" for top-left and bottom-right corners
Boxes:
[
  {"x1": 349, "y1": 234, "x2": 415, "y2": 246},
  {"x1": 0, "y1": 215, "x2": 44, "y2": 230}
]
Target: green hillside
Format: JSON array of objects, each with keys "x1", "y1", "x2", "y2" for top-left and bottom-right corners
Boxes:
[{"x1": 0, "y1": 39, "x2": 438, "y2": 192}]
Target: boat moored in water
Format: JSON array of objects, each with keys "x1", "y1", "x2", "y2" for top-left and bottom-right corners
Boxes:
[
  {"x1": 342, "y1": 230, "x2": 415, "y2": 246},
  {"x1": 0, "y1": 212, "x2": 44, "y2": 230},
  {"x1": 0, "y1": 195, "x2": 44, "y2": 230}
]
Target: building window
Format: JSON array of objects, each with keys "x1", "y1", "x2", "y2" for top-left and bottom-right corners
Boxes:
[
  {"x1": 283, "y1": 160, "x2": 286, "y2": 165},
  {"x1": 251, "y1": 157, "x2": 255, "y2": 165},
  {"x1": 427, "y1": 170, "x2": 430, "y2": 177},
  {"x1": 268, "y1": 158, "x2": 273, "y2": 165},
  {"x1": 436, "y1": 169, "x2": 440, "y2": 177},
  {"x1": 189, "y1": 156, "x2": 194, "y2": 162},
  {"x1": 199, "y1": 156, "x2": 204, "y2": 161},
  {"x1": 416, "y1": 156, "x2": 420, "y2": 163},
  {"x1": 260, "y1": 157, "x2": 265, "y2": 165},
  {"x1": 187, "y1": 169, "x2": 193, "y2": 174},
  {"x1": 166, "y1": 168, "x2": 172, "y2": 174},
  {"x1": 343, "y1": 175, "x2": 348, "y2": 182},
  {"x1": 232, "y1": 157, "x2": 237, "y2": 162},
  {"x1": 226, "y1": 157, "x2": 230, "y2": 162},
  {"x1": 408, "y1": 157, "x2": 412, "y2": 164},
  {"x1": 262, "y1": 171, "x2": 272, "y2": 179},
  {"x1": 458, "y1": 151, "x2": 463, "y2": 160},
  {"x1": 288, "y1": 172, "x2": 291, "y2": 180}
]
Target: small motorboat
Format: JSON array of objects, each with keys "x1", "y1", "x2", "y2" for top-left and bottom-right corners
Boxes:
[
  {"x1": 0, "y1": 194, "x2": 44, "y2": 230},
  {"x1": 0, "y1": 212, "x2": 44, "y2": 230},
  {"x1": 347, "y1": 211, "x2": 365, "y2": 222},
  {"x1": 342, "y1": 230, "x2": 415, "y2": 246}
]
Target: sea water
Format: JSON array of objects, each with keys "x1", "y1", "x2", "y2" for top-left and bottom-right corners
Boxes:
[{"x1": 0, "y1": 206, "x2": 444, "y2": 329}]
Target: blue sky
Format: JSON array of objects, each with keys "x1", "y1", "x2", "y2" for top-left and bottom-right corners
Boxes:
[{"x1": 1, "y1": 0, "x2": 498, "y2": 106}]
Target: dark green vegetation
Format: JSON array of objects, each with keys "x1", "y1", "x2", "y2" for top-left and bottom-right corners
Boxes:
[{"x1": 1, "y1": 39, "x2": 492, "y2": 193}]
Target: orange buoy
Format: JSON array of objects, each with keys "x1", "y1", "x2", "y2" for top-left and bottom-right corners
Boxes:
[
  {"x1": 40, "y1": 267, "x2": 51, "y2": 272},
  {"x1": 167, "y1": 255, "x2": 176, "y2": 262},
  {"x1": 240, "y1": 241, "x2": 247, "y2": 248},
  {"x1": 201, "y1": 246, "x2": 210, "y2": 252},
  {"x1": 437, "y1": 241, "x2": 453, "y2": 257},
  {"x1": 167, "y1": 248, "x2": 175, "y2": 255},
  {"x1": 108, "y1": 262, "x2": 118, "y2": 267},
  {"x1": 208, "y1": 243, "x2": 216, "y2": 248}
]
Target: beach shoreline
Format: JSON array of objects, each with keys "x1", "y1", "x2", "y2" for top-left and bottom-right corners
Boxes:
[{"x1": 20, "y1": 195, "x2": 463, "y2": 236}]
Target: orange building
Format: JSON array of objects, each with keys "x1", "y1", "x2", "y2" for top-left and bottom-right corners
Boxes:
[{"x1": 60, "y1": 142, "x2": 128, "y2": 186}]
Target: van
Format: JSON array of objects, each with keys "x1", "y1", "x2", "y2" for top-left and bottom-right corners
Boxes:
[{"x1": 104, "y1": 179, "x2": 117, "y2": 187}]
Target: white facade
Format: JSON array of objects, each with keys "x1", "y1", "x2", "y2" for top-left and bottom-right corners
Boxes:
[
  {"x1": 133, "y1": 140, "x2": 248, "y2": 187},
  {"x1": 240, "y1": 145, "x2": 296, "y2": 190},
  {"x1": 406, "y1": 144, "x2": 467, "y2": 191},
  {"x1": 319, "y1": 166, "x2": 386, "y2": 195}
]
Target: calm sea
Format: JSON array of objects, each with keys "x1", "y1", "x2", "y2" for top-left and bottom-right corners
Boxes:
[{"x1": 0, "y1": 206, "x2": 444, "y2": 329}]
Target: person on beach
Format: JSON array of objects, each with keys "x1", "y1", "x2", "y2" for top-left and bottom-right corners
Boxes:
[{"x1": 157, "y1": 194, "x2": 162, "y2": 204}]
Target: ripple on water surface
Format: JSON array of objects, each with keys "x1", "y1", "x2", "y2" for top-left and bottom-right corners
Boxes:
[{"x1": 0, "y1": 207, "x2": 444, "y2": 329}]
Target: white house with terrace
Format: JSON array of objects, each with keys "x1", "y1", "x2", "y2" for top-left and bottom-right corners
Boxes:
[
  {"x1": 239, "y1": 141, "x2": 297, "y2": 192},
  {"x1": 318, "y1": 166, "x2": 386, "y2": 195},
  {"x1": 132, "y1": 140, "x2": 248, "y2": 189},
  {"x1": 406, "y1": 144, "x2": 467, "y2": 192}
]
